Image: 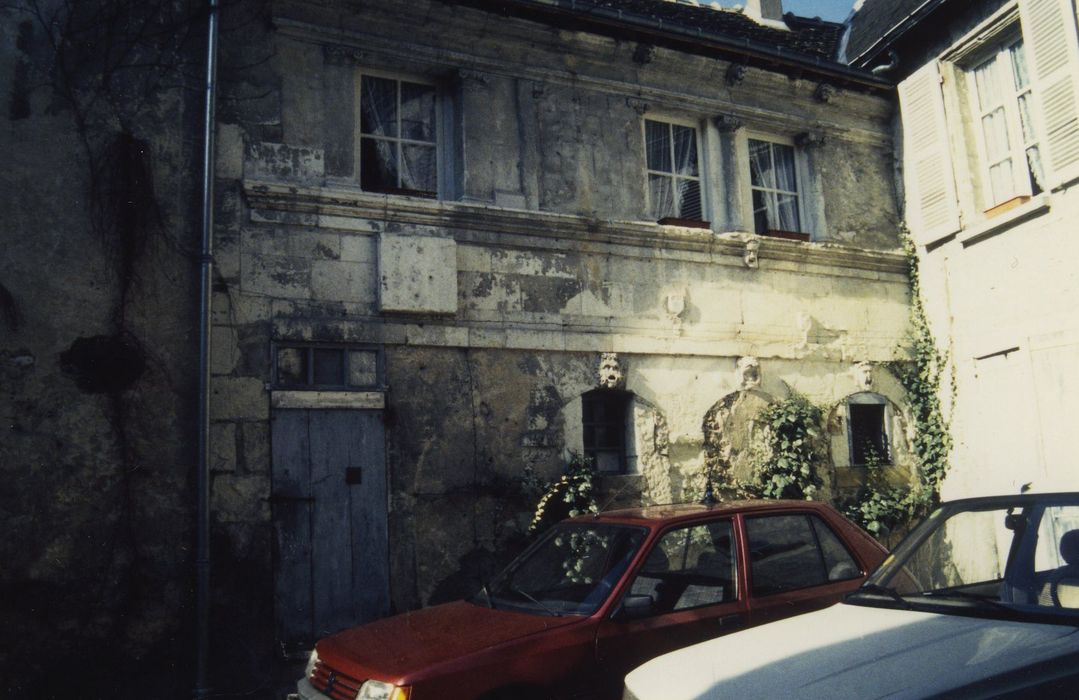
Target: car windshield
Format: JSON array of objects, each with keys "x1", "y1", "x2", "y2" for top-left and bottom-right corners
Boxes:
[
  {"x1": 849, "y1": 493, "x2": 1079, "y2": 625},
  {"x1": 478, "y1": 522, "x2": 646, "y2": 616}
]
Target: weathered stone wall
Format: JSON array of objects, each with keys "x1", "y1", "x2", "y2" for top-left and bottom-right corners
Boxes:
[{"x1": 0, "y1": 1, "x2": 203, "y2": 696}]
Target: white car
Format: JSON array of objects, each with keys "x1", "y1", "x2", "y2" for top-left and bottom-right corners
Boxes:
[{"x1": 623, "y1": 492, "x2": 1079, "y2": 699}]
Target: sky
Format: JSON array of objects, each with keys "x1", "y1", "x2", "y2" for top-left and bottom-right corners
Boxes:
[{"x1": 780, "y1": 0, "x2": 856, "y2": 22}]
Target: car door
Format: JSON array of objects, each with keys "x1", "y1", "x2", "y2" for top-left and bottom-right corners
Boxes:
[
  {"x1": 742, "y1": 511, "x2": 866, "y2": 627},
  {"x1": 592, "y1": 518, "x2": 747, "y2": 696}
]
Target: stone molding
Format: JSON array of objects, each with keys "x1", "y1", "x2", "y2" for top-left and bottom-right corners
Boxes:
[
  {"x1": 271, "y1": 390, "x2": 385, "y2": 410},
  {"x1": 242, "y1": 179, "x2": 910, "y2": 276}
]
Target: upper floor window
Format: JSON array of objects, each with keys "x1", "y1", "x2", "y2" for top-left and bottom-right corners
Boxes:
[
  {"x1": 359, "y1": 74, "x2": 438, "y2": 197},
  {"x1": 748, "y1": 137, "x2": 802, "y2": 235},
  {"x1": 970, "y1": 38, "x2": 1045, "y2": 207},
  {"x1": 645, "y1": 118, "x2": 704, "y2": 223}
]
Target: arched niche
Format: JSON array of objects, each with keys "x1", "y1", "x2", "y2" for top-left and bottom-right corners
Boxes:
[{"x1": 702, "y1": 388, "x2": 775, "y2": 487}]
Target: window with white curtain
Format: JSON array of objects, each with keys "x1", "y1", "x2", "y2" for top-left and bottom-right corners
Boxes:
[
  {"x1": 645, "y1": 118, "x2": 704, "y2": 222},
  {"x1": 748, "y1": 138, "x2": 802, "y2": 234},
  {"x1": 358, "y1": 74, "x2": 438, "y2": 197},
  {"x1": 969, "y1": 37, "x2": 1045, "y2": 207}
]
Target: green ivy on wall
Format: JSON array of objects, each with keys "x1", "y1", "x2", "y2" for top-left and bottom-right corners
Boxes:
[
  {"x1": 843, "y1": 229, "x2": 953, "y2": 539},
  {"x1": 739, "y1": 391, "x2": 827, "y2": 501}
]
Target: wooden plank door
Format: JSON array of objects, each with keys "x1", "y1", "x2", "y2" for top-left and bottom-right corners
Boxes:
[{"x1": 271, "y1": 409, "x2": 389, "y2": 654}]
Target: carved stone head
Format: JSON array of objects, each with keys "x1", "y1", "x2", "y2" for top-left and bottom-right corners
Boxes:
[
  {"x1": 736, "y1": 356, "x2": 761, "y2": 390},
  {"x1": 743, "y1": 239, "x2": 760, "y2": 269},
  {"x1": 852, "y1": 361, "x2": 873, "y2": 391},
  {"x1": 598, "y1": 352, "x2": 625, "y2": 389}
]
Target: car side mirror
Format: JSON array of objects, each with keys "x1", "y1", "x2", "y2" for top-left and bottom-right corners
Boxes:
[{"x1": 614, "y1": 594, "x2": 654, "y2": 622}]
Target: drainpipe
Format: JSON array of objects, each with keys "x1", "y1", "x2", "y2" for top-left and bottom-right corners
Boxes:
[{"x1": 195, "y1": 0, "x2": 219, "y2": 697}]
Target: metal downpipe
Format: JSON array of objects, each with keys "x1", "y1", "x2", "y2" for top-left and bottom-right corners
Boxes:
[{"x1": 195, "y1": 0, "x2": 219, "y2": 697}]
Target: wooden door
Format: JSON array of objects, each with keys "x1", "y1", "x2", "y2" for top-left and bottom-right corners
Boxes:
[{"x1": 271, "y1": 409, "x2": 389, "y2": 654}]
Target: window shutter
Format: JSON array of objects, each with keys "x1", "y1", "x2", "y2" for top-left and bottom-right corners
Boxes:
[
  {"x1": 897, "y1": 61, "x2": 961, "y2": 244},
  {"x1": 1020, "y1": 0, "x2": 1079, "y2": 187}
]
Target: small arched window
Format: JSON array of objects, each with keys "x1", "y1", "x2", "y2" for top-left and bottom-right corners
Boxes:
[{"x1": 847, "y1": 392, "x2": 891, "y2": 466}]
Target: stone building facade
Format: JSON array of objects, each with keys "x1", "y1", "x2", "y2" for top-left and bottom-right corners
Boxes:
[
  {"x1": 2, "y1": 0, "x2": 922, "y2": 696},
  {"x1": 846, "y1": 0, "x2": 1079, "y2": 499},
  {"x1": 206, "y1": 0, "x2": 913, "y2": 685}
]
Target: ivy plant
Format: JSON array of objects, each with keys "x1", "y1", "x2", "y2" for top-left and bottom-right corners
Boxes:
[
  {"x1": 528, "y1": 452, "x2": 599, "y2": 536},
  {"x1": 741, "y1": 392, "x2": 827, "y2": 501}
]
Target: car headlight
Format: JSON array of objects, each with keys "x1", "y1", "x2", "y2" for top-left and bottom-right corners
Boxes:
[
  {"x1": 357, "y1": 680, "x2": 410, "y2": 700},
  {"x1": 304, "y1": 649, "x2": 319, "y2": 679}
]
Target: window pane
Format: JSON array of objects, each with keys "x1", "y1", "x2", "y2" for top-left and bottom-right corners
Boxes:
[
  {"x1": 676, "y1": 179, "x2": 702, "y2": 220},
  {"x1": 811, "y1": 517, "x2": 861, "y2": 581},
  {"x1": 313, "y1": 348, "x2": 345, "y2": 386},
  {"x1": 672, "y1": 125, "x2": 698, "y2": 176},
  {"x1": 746, "y1": 515, "x2": 827, "y2": 595},
  {"x1": 1017, "y1": 93, "x2": 1037, "y2": 144},
  {"x1": 752, "y1": 188, "x2": 773, "y2": 233},
  {"x1": 989, "y1": 160, "x2": 1014, "y2": 203},
  {"x1": 348, "y1": 350, "x2": 378, "y2": 387},
  {"x1": 1009, "y1": 40, "x2": 1029, "y2": 91},
  {"x1": 982, "y1": 108, "x2": 1011, "y2": 162},
  {"x1": 649, "y1": 173, "x2": 675, "y2": 220},
  {"x1": 645, "y1": 120, "x2": 672, "y2": 172},
  {"x1": 775, "y1": 193, "x2": 800, "y2": 232},
  {"x1": 1026, "y1": 146, "x2": 1045, "y2": 194},
  {"x1": 748, "y1": 139, "x2": 774, "y2": 189},
  {"x1": 400, "y1": 81, "x2": 436, "y2": 142},
  {"x1": 974, "y1": 58, "x2": 1003, "y2": 112},
  {"x1": 277, "y1": 347, "x2": 307, "y2": 386},
  {"x1": 361, "y1": 137, "x2": 399, "y2": 191},
  {"x1": 401, "y1": 144, "x2": 437, "y2": 193},
  {"x1": 772, "y1": 144, "x2": 797, "y2": 193},
  {"x1": 360, "y1": 76, "x2": 398, "y2": 137}
]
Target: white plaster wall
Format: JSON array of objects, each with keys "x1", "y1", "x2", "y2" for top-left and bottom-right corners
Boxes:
[{"x1": 919, "y1": 187, "x2": 1079, "y2": 499}]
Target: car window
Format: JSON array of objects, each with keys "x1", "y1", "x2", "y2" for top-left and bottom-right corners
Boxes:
[
  {"x1": 811, "y1": 517, "x2": 862, "y2": 582},
  {"x1": 746, "y1": 514, "x2": 832, "y2": 595},
  {"x1": 629, "y1": 520, "x2": 736, "y2": 613}
]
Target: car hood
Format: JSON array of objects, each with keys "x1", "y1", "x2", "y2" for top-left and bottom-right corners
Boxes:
[
  {"x1": 317, "y1": 600, "x2": 584, "y2": 683},
  {"x1": 624, "y1": 602, "x2": 1079, "y2": 700}
]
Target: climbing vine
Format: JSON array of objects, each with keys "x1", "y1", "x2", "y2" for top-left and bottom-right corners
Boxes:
[
  {"x1": 739, "y1": 392, "x2": 827, "y2": 501},
  {"x1": 528, "y1": 452, "x2": 599, "y2": 536},
  {"x1": 842, "y1": 229, "x2": 953, "y2": 539}
]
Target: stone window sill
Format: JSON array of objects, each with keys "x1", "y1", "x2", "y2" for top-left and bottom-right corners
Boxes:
[{"x1": 958, "y1": 193, "x2": 1051, "y2": 246}]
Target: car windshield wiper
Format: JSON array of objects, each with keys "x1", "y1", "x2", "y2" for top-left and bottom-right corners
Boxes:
[
  {"x1": 510, "y1": 585, "x2": 562, "y2": 617},
  {"x1": 849, "y1": 583, "x2": 914, "y2": 610}
]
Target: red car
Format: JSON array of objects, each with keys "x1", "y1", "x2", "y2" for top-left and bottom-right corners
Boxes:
[{"x1": 293, "y1": 500, "x2": 887, "y2": 700}]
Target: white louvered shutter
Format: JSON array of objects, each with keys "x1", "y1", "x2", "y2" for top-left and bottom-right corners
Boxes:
[
  {"x1": 897, "y1": 61, "x2": 961, "y2": 244},
  {"x1": 1020, "y1": 0, "x2": 1079, "y2": 187}
]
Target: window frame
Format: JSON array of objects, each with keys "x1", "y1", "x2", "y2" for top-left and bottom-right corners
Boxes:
[
  {"x1": 846, "y1": 392, "x2": 893, "y2": 468},
  {"x1": 744, "y1": 513, "x2": 860, "y2": 597},
  {"x1": 643, "y1": 115, "x2": 709, "y2": 225},
  {"x1": 582, "y1": 388, "x2": 633, "y2": 475},
  {"x1": 743, "y1": 132, "x2": 807, "y2": 237},
  {"x1": 354, "y1": 68, "x2": 443, "y2": 199},
  {"x1": 271, "y1": 342, "x2": 384, "y2": 391},
  {"x1": 964, "y1": 30, "x2": 1045, "y2": 209}
]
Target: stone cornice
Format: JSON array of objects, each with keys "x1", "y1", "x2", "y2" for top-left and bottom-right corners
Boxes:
[{"x1": 242, "y1": 180, "x2": 910, "y2": 277}]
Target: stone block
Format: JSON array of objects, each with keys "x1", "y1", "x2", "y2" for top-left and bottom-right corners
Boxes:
[
  {"x1": 339, "y1": 233, "x2": 376, "y2": 263},
  {"x1": 211, "y1": 325, "x2": 240, "y2": 375},
  {"x1": 211, "y1": 473, "x2": 271, "y2": 523},
  {"x1": 311, "y1": 260, "x2": 377, "y2": 303},
  {"x1": 210, "y1": 422, "x2": 237, "y2": 473},
  {"x1": 240, "y1": 252, "x2": 311, "y2": 299},
  {"x1": 244, "y1": 141, "x2": 325, "y2": 182},
  {"x1": 216, "y1": 123, "x2": 244, "y2": 180},
  {"x1": 240, "y1": 421, "x2": 270, "y2": 475},
  {"x1": 378, "y1": 232, "x2": 457, "y2": 314},
  {"x1": 211, "y1": 376, "x2": 269, "y2": 421}
]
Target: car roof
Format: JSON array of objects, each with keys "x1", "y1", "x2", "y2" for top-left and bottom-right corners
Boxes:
[{"x1": 574, "y1": 499, "x2": 832, "y2": 526}]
